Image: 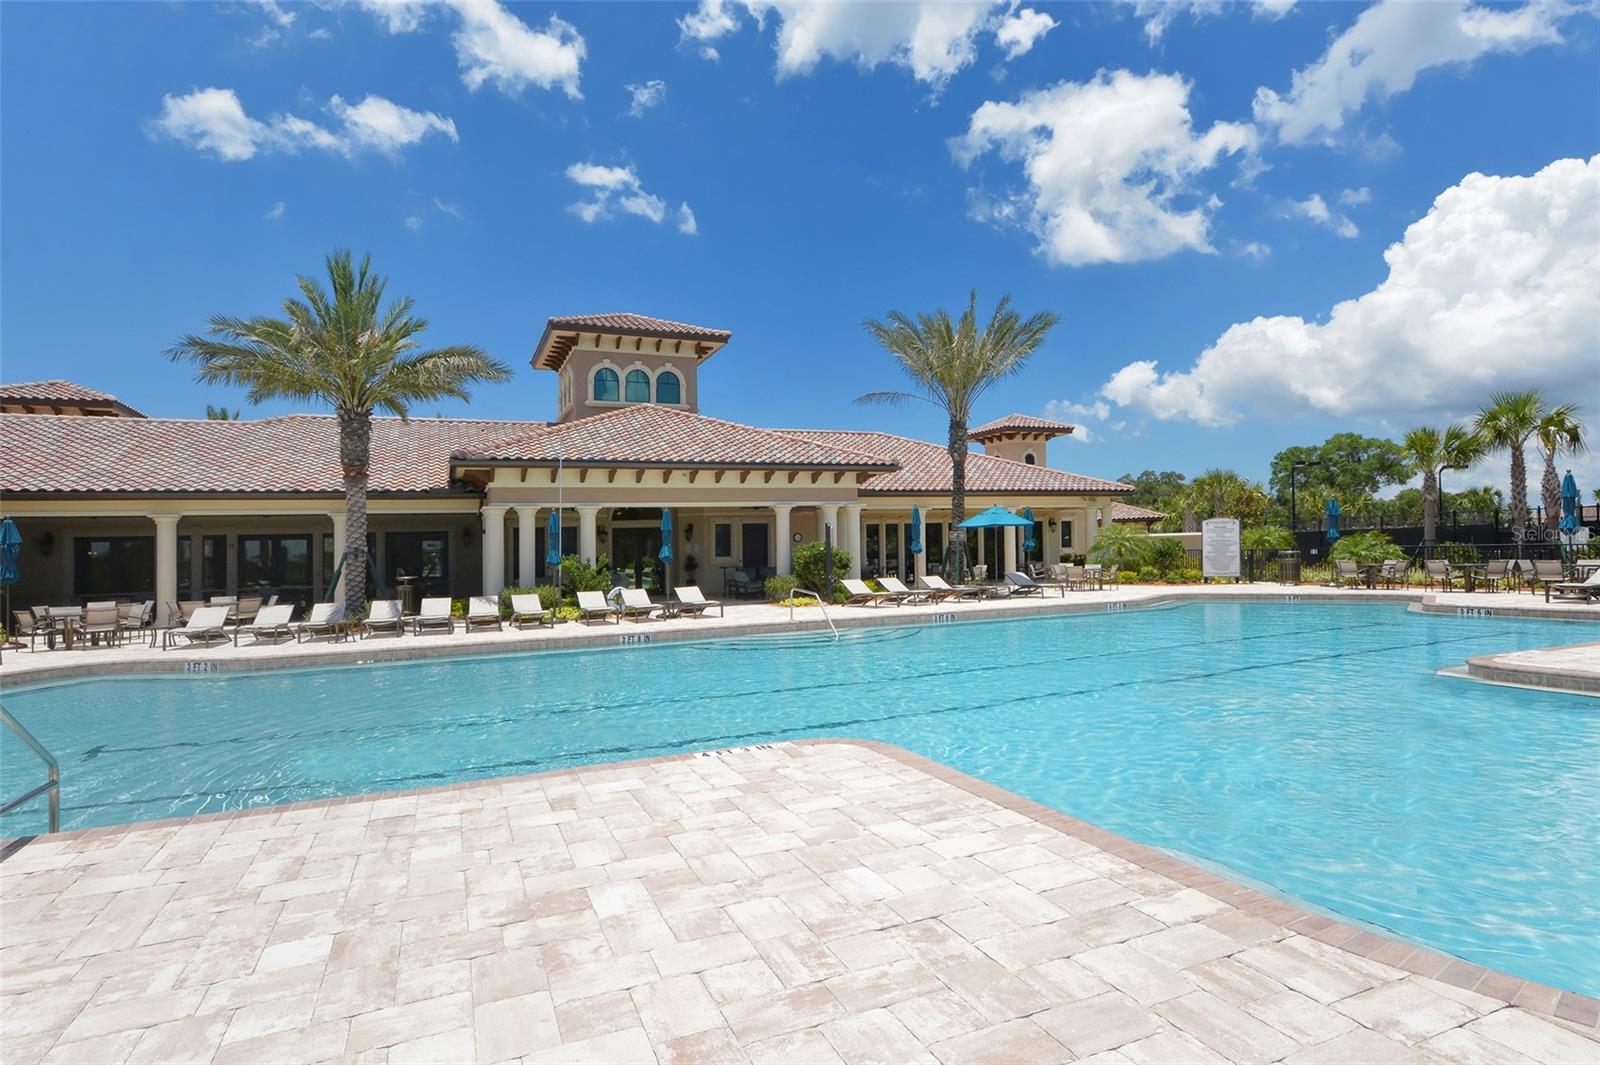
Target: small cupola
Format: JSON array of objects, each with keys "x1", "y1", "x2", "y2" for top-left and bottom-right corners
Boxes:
[
  {"x1": 531, "y1": 313, "x2": 732, "y2": 423},
  {"x1": 969, "y1": 413, "x2": 1075, "y2": 466}
]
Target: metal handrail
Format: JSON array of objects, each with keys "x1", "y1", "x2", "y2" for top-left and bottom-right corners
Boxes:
[
  {"x1": 788, "y1": 588, "x2": 838, "y2": 640},
  {"x1": 1, "y1": 704, "x2": 59, "y2": 834}
]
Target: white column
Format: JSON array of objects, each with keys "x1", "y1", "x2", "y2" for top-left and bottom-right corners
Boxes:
[
  {"x1": 328, "y1": 512, "x2": 347, "y2": 604},
  {"x1": 516, "y1": 506, "x2": 538, "y2": 588},
  {"x1": 152, "y1": 515, "x2": 179, "y2": 623},
  {"x1": 1087, "y1": 506, "x2": 1103, "y2": 549},
  {"x1": 481, "y1": 505, "x2": 508, "y2": 596},
  {"x1": 843, "y1": 505, "x2": 863, "y2": 578},
  {"x1": 773, "y1": 505, "x2": 794, "y2": 575},
  {"x1": 576, "y1": 506, "x2": 600, "y2": 564},
  {"x1": 1003, "y1": 524, "x2": 1017, "y2": 574}
]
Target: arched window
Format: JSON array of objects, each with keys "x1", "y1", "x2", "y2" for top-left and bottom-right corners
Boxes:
[
  {"x1": 1023, "y1": 452, "x2": 1037, "y2": 465},
  {"x1": 593, "y1": 367, "x2": 619, "y2": 402},
  {"x1": 625, "y1": 369, "x2": 651, "y2": 402},
  {"x1": 656, "y1": 371, "x2": 681, "y2": 405}
]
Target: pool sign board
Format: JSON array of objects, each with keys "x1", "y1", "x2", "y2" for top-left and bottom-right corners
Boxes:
[{"x1": 1202, "y1": 518, "x2": 1241, "y2": 580}]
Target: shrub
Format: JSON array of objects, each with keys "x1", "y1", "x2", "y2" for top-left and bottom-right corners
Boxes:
[
  {"x1": 450, "y1": 598, "x2": 467, "y2": 619},
  {"x1": 1434, "y1": 541, "x2": 1481, "y2": 565},
  {"x1": 559, "y1": 554, "x2": 613, "y2": 593},
  {"x1": 765, "y1": 574, "x2": 800, "y2": 601},
  {"x1": 499, "y1": 584, "x2": 564, "y2": 617},
  {"x1": 1240, "y1": 526, "x2": 1293, "y2": 553},
  {"x1": 778, "y1": 595, "x2": 820, "y2": 607},
  {"x1": 1328, "y1": 530, "x2": 1399, "y2": 564},
  {"x1": 791, "y1": 541, "x2": 851, "y2": 595},
  {"x1": 1138, "y1": 566, "x2": 1162, "y2": 582},
  {"x1": 1175, "y1": 567, "x2": 1203, "y2": 583},
  {"x1": 552, "y1": 605, "x2": 580, "y2": 622},
  {"x1": 1088, "y1": 524, "x2": 1147, "y2": 568},
  {"x1": 1144, "y1": 537, "x2": 1189, "y2": 578},
  {"x1": 1057, "y1": 551, "x2": 1087, "y2": 565}
]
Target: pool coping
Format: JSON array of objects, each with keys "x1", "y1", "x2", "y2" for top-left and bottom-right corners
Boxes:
[
  {"x1": 6, "y1": 736, "x2": 1597, "y2": 1032},
  {"x1": 1458, "y1": 642, "x2": 1600, "y2": 697}
]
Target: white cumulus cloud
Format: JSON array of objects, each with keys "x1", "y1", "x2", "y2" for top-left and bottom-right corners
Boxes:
[
  {"x1": 565, "y1": 163, "x2": 694, "y2": 234},
  {"x1": 1289, "y1": 193, "x2": 1359, "y2": 238},
  {"x1": 1097, "y1": 156, "x2": 1600, "y2": 427},
  {"x1": 150, "y1": 87, "x2": 457, "y2": 162},
  {"x1": 625, "y1": 79, "x2": 667, "y2": 118},
  {"x1": 358, "y1": 0, "x2": 431, "y2": 34},
  {"x1": 450, "y1": 0, "x2": 585, "y2": 98},
  {"x1": 263, "y1": 201, "x2": 286, "y2": 221},
  {"x1": 994, "y1": 7, "x2": 1056, "y2": 59},
  {"x1": 1124, "y1": 0, "x2": 1296, "y2": 43},
  {"x1": 952, "y1": 70, "x2": 1256, "y2": 266},
  {"x1": 676, "y1": 203, "x2": 699, "y2": 236},
  {"x1": 1253, "y1": 0, "x2": 1579, "y2": 145},
  {"x1": 1340, "y1": 186, "x2": 1372, "y2": 206}
]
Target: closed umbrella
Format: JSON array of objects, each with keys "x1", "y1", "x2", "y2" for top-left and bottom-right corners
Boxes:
[
  {"x1": 909, "y1": 506, "x2": 923, "y2": 556},
  {"x1": 1022, "y1": 507, "x2": 1036, "y2": 553},
  {"x1": 658, "y1": 509, "x2": 673, "y2": 594},
  {"x1": 0, "y1": 519, "x2": 20, "y2": 650},
  {"x1": 545, "y1": 509, "x2": 562, "y2": 583},
  {"x1": 1325, "y1": 498, "x2": 1341, "y2": 543},
  {"x1": 1559, "y1": 470, "x2": 1581, "y2": 562}
]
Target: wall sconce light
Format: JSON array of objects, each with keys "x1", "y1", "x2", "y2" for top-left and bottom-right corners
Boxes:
[
  {"x1": 684, "y1": 523, "x2": 695, "y2": 541},
  {"x1": 1047, "y1": 518, "x2": 1058, "y2": 530},
  {"x1": 598, "y1": 528, "x2": 609, "y2": 544}
]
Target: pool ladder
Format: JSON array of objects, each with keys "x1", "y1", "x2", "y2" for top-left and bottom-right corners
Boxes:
[
  {"x1": 789, "y1": 588, "x2": 838, "y2": 641},
  {"x1": 1, "y1": 703, "x2": 59, "y2": 834}
]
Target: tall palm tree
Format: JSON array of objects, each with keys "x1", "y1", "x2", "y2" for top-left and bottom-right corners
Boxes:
[
  {"x1": 859, "y1": 292, "x2": 1059, "y2": 573},
  {"x1": 1400, "y1": 424, "x2": 1485, "y2": 545},
  {"x1": 1535, "y1": 403, "x2": 1585, "y2": 532},
  {"x1": 169, "y1": 251, "x2": 511, "y2": 615},
  {"x1": 1475, "y1": 389, "x2": 1547, "y2": 546}
]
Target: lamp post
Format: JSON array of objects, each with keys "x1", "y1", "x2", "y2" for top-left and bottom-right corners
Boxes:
[{"x1": 1289, "y1": 460, "x2": 1321, "y2": 533}]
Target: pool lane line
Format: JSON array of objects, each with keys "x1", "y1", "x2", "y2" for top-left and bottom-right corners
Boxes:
[{"x1": 37, "y1": 625, "x2": 1521, "y2": 821}]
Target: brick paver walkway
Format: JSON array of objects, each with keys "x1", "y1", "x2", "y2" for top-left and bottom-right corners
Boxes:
[{"x1": 3, "y1": 743, "x2": 1597, "y2": 1063}]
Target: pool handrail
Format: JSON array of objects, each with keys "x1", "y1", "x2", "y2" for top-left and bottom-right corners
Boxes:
[
  {"x1": 788, "y1": 588, "x2": 838, "y2": 640},
  {"x1": 0, "y1": 703, "x2": 59, "y2": 834}
]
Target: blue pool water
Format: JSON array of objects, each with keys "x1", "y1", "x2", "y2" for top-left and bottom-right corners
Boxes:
[{"x1": 3, "y1": 602, "x2": 1597, "y2": 995}]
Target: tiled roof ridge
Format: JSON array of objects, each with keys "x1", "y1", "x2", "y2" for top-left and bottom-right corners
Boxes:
[
  {"x1": 0, "y1": 411, "x2": 545, "y2": 428},
  {"x1": 546, "y1": 312, "x2": 732, "y2": 337},
  {"x1": 969, "y1": 412, "x2": 1076, "y2": 437},
  {"x1": 1, "y1": 378, "x2": 118, "y2": 399}
]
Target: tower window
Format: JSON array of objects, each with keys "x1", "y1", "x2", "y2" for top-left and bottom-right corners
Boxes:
[
  {"x1": 625, "y1": 370, "x2": 651, "y2": 402},
  {"x1": 593, "y1": 367, "x2": 619, "y2": 402},
  {"x1": 1023, "y1": 452, "x2": 1037, "y2": 465},
  {"x1": 656, "y1": 371, "x2": 681, "y2": 405}
]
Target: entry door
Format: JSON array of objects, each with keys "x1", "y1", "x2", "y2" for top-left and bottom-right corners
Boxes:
[{"x1": 741, "y1": 522, "x2": 770, "y2": 571}]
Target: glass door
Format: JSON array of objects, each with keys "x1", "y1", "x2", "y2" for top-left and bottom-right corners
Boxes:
[
  {"x1": 385, "y1": 532, "x2": 450, "y2": 599},
  {"x1": 610, "y1": 527, "x2": 663, "y2": 589}
]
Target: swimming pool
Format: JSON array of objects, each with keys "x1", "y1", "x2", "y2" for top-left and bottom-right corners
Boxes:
[{"x1": 3, "y1": 602, "x2": 1596, "y2": 995}]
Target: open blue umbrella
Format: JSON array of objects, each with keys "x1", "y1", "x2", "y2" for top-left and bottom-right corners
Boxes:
[
  {"x1": 958, "y1": 505, "x2": 1032, "y2": 529},
  {"x1": 1022, "y1": 507, "x2": 1036, "y2": 552},
  {"x1": 909, "y1": 506, "x2": 923, "y2": 556},
  {"x1": 545, "y1": 510, "x2": 561, "y2": 571},
  {"x1": 1559, "y1": 470, "x2": 1581, "y2": 534},
  {"x1": 1325, "y1": 498, "x2": 1341, "y2": 543}
]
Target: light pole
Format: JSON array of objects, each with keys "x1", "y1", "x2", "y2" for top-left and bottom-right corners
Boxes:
[{"x1": 1289, "y1": 460, "x2": 1320, "y2": 533}]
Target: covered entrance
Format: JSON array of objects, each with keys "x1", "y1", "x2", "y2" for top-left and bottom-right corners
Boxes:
[{"x1": 609, "y1": 508, "x2": 664, "y2": 590}]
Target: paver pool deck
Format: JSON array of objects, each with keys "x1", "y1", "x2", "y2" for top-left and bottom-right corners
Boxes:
[{"x1": 3, "y1": 742, "x2": 1597, "y2": 1065}]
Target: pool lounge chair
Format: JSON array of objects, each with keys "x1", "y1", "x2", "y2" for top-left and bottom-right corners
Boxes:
[
  {"x1": 577, "y1": 590, "x2": 621, "y2": 624},
  {"x1": 510, "y1": 594, "x2": 554, "y2": 628},
  {"x1": 840, "y1": 579, "x2": 889, "y2": 606},
  {"x1": 618, "y1": 587, "x2": 659, "y2": 621},
  {"x1": 414, "y1": 597, "x2": 455, "y2": 635},
  {"x1": 1004, "y1": 571, "x2": 1047, "y2": 597},
  {"x1": 876, "y1": 576, "x2": 931, "y2": 605},
  {"x1": 294, "y1": 602, "x2": 347, "y2": 642},
  {"x1": 166, "y1": 606, "x2": 231, "y2": 649},
  {"x1": 363, "y1": 600, "x2": 405, "y2": 638},
  {"x1": 235, "y1": 604, "x2": 294, "y2": 645},
  {"x1": 465, "y1": 596, "x2": 503, "y2": 632},
  {"x1": 918, "y1": 575, "x2": 981, "y2": 601},
  {"x1": 673, "y1": 585, "x2": 723, "y2": 618},
  {"x1": 1549, "y1": 569, "x2": 1600, "y2": 603}
]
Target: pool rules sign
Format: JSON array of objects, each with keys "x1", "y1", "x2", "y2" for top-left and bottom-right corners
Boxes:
[{"x1": 1202, "y1": 518, "x2": 1241, "y2": 580}]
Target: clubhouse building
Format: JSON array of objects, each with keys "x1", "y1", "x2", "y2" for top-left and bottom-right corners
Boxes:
[{"x1": 1, "y1": 313, "x2": 1151, "y2": 619}]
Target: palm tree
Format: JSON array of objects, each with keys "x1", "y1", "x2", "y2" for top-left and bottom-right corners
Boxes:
[
  {"x1": 204, "y1": 404, "x2": 240, "y2": 421},
  {"x1": 1086, "y1": 523, "x2": 1146, "y2": 568},
  {"x1": 1475, "y1": 389, "x2": 1547, "y2": 546},
  {"x1": 859, "y1": 292, "x2": 1059, "y2": 575},
  {"x1": 1535, "y1": 403, "x2": 1585, "y2": 532},
  {"x1": 169, "y1": 251, "x2": 511, "y2": 615},
  {"x1": 1400, "y1": 424, "x2": 1484, "y2": 545}
]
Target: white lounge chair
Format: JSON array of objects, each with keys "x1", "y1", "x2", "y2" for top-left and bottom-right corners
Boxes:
[
  {"x1": 294, "y1": 602, "x2": 347, "y2": 642},
  {"x1": 617, "y1": 587, "x2": 659, "y2": 621},
  {"x1": 363, "y1": 599, "x2": 405, "y2": 637},
  {"x1": 414, "y1": 597, "x2": 454, "y2": 635},
  {"x1": 1549, "y1": 569, "x2": 1600, "y2": 603},
  {"x1": 840, "y1": 578, "x2": 889, "y2": 606},
  {"x1": 919, "y1": 575, "x2": 981, "y2": 601},
  {"x1": 673, "y1": 585, "x2": 723, "y2": 618},
  {"x1": 1004, "y1": 570, "x2": 1046, "y2": 597},
  {"x1": 166, "y1": 606, "x2": 231, "y2": 649},
  {"x1": 576, "y1": 590, "x2": 621, "y2": 624},
  {"x1": 465, "y1": 596, "x2": 502, "y2": 632},
  {"x1": 235, "y1": 604, "x2": 294, "y2": 645},
  {"x1": 876, "y1": 576, "x2": 930, "y2": 605},
  {"x1": 509, "y1": 593, "x2": 553, "y2": 628}
]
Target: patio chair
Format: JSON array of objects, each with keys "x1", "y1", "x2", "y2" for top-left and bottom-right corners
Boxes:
[
  {"x1": 178, "y1": 600, "x2": 205, "y2": 621},
  {"x1": 617, "y1": 587, "x2": 660, "y2": 621},
  {"x1": 725, "y1": 569, "x2": 762, "y2": 598},
  {"x1": 413, "y1": 597, "x2": 455, "y2": 635},
  {"x1": 576, "y1": 589, "x2": 621, "y2": 624},
  {"x1": 10, "y1": 610, "x2": 43, "y2": 651},
  {"x1": 80, "y1": 603, "x2": 122, "y2": 647},
  {"x1": 465, "y1": 596, "x2": 503, "y2": 632},
  {"x1": 1531, "y1": 559, "x2": 1565, "y2": 598},
  {"x1": 166, "y1": 606, "x2": 231, "y2": 649},
  {"x1": 1380, "y1": 560, "x2": 1408, "y2": 589},
  {"x1": 1004, "y1": 571, "x2": 1046, "y2": 597},
  {"x1": 510, "y1": 593, "x2": 554, "y2": 628},
  {"x1": 363, "y1": 599, "x2": 405, "y2": 638},
  {"x1": 673, "y1": 585, "x2": 723, "y2": 618},
  {"x1": 234, "y1": 604, "x2": 294, "y2": 645},
  {"x1": 1102, "y1": 564, "x2": 1120, "y2": 587},
  {"x1": 839, "y1": 578, "x2": 889, "y2": 606},
  {"x1": 1333, "y1": 560, "x2": 1363, "y2": 588},
  {"x1": 1482, "y1": 559, "x2": 1511, "y2": 592},
  {"x1": 1062, "y1": 564, "x2": 1088, "y2": 590},
  {"x1": 1423, "y1": 560, "x2": 1457, "y2": 591},
  {"x1": 876, "y1": 576, "x2": 931, "y2": 604},
  {"x1": 233, "y1": 596, "x2": 265, "y2": 624},
  {"x1": 919, "y1": 575, "x2": 982, "y2": 601},
  {"x1": 1550, "y1": 569, "x2": 1600, "y2": 603},
  {"x1": 119, "y1": 601, "x2": 154, "y2": 640},
  {"x1": 293, "y1": 602, "x2": 347, "y2": 643}
]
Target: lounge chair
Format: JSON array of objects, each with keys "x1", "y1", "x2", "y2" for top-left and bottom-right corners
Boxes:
[
  {"x1": 918, "y1": 575, "x2": 982, "y2": 601},
  {"x1": 576, "y1": 590, "x2": 621, "y2": 624},
  {"x1": 1423, "y1": 560, "x2": 1457, "y2": 591},
  {"x1": 1005, "y1": 571, "x2": 1046, "y2": 597},
  {"x1": 294, "y1": 602, "x2": 347, "y2": 642},
  {"x1": 465, "y1": 596, "x2": 503, "y2": 632},
  {"x1": 363, "y1": 599, "x2": 405, "y2": 638},
  {"x1": 81, "y1": 604, "x2": 122, "y2": 647},
  {"x1": 509, "y1": 593, "x2": 554, "y2": 628},
  {"x1": 1550, "y1": 569, "x2": 1600, "y2": 603},
  {"x1": 414, "y1": 597, "x2": 455, "y2": 635},
  {"x1": 876, "y1": 576, "x2": 931, "y2": 604},
  {"x1": 618, "y1": 587, "x2": 659, "y2": 621},
  {"x1": 234, "y1": 604, "x2": 294, "y2": 645},
  {"x1": 673, "y1": 585, "x2": 723, "y2": 618},
  {"x1": 166, "y1": 606, "x2": 231, "y2": 649},
  {"x1": 840, "y1": 578, "x2": 889, "y2": 606}
]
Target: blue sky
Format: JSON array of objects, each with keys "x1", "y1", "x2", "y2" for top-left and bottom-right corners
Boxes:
[{"x1": 3, "y1": 0, "x2": 1598, "y2": 495}]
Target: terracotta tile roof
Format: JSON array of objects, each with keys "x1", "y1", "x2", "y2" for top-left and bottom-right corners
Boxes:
[
  {"x1": 458, "y1": 405, "x2": 896, "y2": 470},
  {"x1": 781, "y1": 430, "x2": 1131, "y2": 496},
  {"x1": 1112, "y1": 501, "x2": 1165, "y2": 523},
  {"x1": 544, "y1": 313, "x2": 731, "y2": 340},
  {"x1": 0, "y1": 413, "x2": 542, "y2": 495},
  {"x1": 969, "y1": 413, "x2": 1075, "y2": 440},
  {"x1": 0, "y1": 380, "x2": 145, "y2": 416}
]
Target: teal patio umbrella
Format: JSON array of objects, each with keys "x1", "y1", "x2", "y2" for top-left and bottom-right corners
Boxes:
[
  {"x1": 1325, "y1": 498, "x2": 1341, "y2": 543},
  {"x1": 1022, "y1": 507, "x2": 1036, "y2": 553},
  {"x1": 658, "y1": 509, "x2": 673, "y2": 592},
  {"x1": 1559, "y1": 470, "x2": 1581, "y2": 561},
  {"x1": 958, "y1": 505, "x2": 1032, "y2": 529},
  {"x1": 909, "y1": 506, "x2": 923, "y2": 556},
  {"x1": 545, "y1": 510, "x2": 562, "y2": 583},
  {"x1": 0, "y1": 519, "x2": 20, "y2": 649}
]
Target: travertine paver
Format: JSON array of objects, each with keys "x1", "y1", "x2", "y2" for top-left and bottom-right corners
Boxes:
[{"x1": 2, "y1": 742, "x2": 1597, "y2": 1064}]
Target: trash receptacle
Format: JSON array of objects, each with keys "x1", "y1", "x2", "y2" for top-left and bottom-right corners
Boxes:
[{"x1": 1277, "y1": 550, "x2": 1301, "y2": 585}]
